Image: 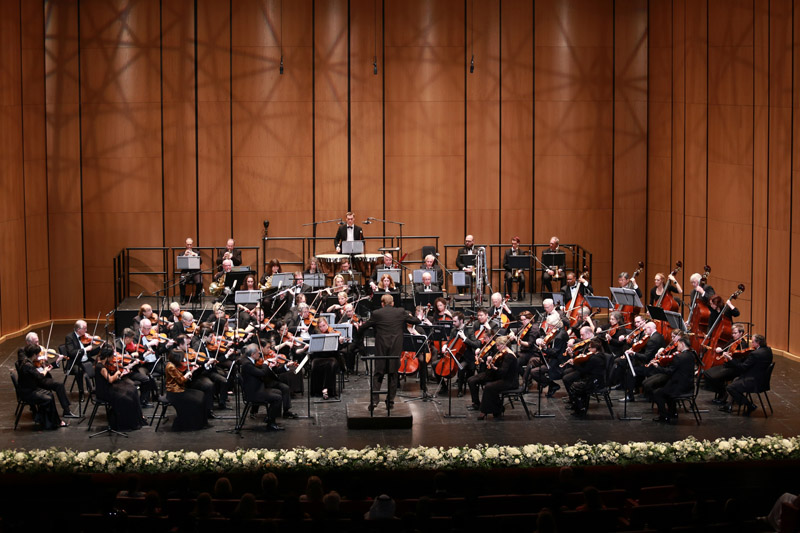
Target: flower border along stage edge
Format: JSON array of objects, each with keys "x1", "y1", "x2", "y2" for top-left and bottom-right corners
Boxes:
[{"x1": 3, "y1": 435, "x2": 800, "y2": 474}]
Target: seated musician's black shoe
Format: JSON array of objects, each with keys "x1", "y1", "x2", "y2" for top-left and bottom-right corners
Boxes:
[
  {"x1": 457, "y1": 390, "x2": 464, "y2": 398},
  {"x1": 266, "y1": 421, "x2": 285, "y2": 431},
  {"x1": 62, "y1": 411, "x2": 80, "y2": 419},
  {"x1": 743, "y1": 403, "x2": 758, "y2": 416},
  {"x1": 545, "y1": 383, "x2": 561, "y2": 398},
  {"x1": 652, "y1": 416, "x2": 670, "y2": 423},
  {"x1": 617, "y1": 395, "x2": 635, "y2": 403},
  {"x1": 367, "y1": 403, "x2": 376, "y2": 413},
  {"x1": 140, "y1": 401, "x2": 152, "y2": 409},
  {"x1": 467, "y1": 403, "x2": 480, "y2": 411},
  {"x1": 711, "y1": 398, "x2": 726, "y2": 405},
  {"x1": 571, "y1": 409, "x2": 587, "y2": 418},
  {"x1": 477, "y1": 413, "x2": 487, "y2": 420},
  {"x1": 385, "y1": 400, "x2": 395, "y2": 410},
  {"x1": 283, "y1": 411, "x2": 299, "y2": 419},
  {"x1": 217, "y1": 403, "x2": 231, "y2": 410},
  {"x1": 609, "y1": 384, "x2": 623, "y2": 391},
  {"x1": 719, "y1": 404, "x2": 733, "y2": 413},
  {"x1": 208, "y1": 411, "x2": 220, "y2": 419}
]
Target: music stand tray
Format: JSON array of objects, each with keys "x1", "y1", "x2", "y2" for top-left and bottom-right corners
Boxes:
[
  {"x1": 332, "y1": 323, "x2": 353, "y2": 341},
  {"x1": 234, "y1": 290, "x2": 262, "y2": 304},
  {"x1": 309, "y1": 334, "x2": 340, "y2": 353},
  {"x1": 664, "y1": 310, "x2": 687, "y2": 331},
  {"x1": 459, "y1": 254, "x2": 476, "y2": 268},
  {"x1": 375, "y1": 268, "x2": 400, "y2": 284},
  {"x1": 342, "y1": 240, "x2": 364, "y2": 255},
  {"x1": 542, "y1": 251, "x2": 566, "y2": 269},
  {"x1": 585, "y1": 295, "x2": 614, "y2": 310},
  {"x1": 551, "y1": 292, "x2": 565, "y2": 307},
  {"x1": 176, "y1": 256, "x2": 200, "y2": 270},
  {"x1": 451, "y1": 271, "x2": 469, "y2": 287}
]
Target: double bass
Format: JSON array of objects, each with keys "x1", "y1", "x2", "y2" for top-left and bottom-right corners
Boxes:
[
  {"x1": 699, "y1": 284, "x2": 745, "y2": 370},
  {"x1": 687, "y1": 265, "x2": 712, "y2": 353},
  {"x1": 654, "y1": 260, "x2": 682, "y2": 337},
  {"x1": 615, "y1": 261, "x2": 644, "y2": 325},
  {"x1": 566, "y1": 266, "x2": 591, "y2": 327}
]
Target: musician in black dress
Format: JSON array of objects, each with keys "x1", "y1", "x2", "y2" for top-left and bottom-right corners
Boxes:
[
  {"x1": 688, "y1": 272, "x2": 715, "y2": 304},
  {"x1": 473, "y1": 335, "x2": 518, "y2": 419},
  {"x1": 601, "y1": 311, "x2": 630, "y2": 357},
  {"x1": 503, "y1": 236, "x2": 526, "y2": 300},
  {"x1": 95, "y1": 348, "x2": 145, "y2": 431},
  {"x1": 652, "y1": 334, "x2": 696, "y2": 423},
  {"x1": 165, "y1": 350, "x2": 209, "y2": 431},
  {"x1": 721, "y1": 333, "x2": 773, "y2": 416},
  {"x1": 649, "y1": 272, "x2": 682, "y2": 305}
]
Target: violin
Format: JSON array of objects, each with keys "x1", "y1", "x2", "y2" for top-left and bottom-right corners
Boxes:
[
  {"x1": 475, "y1": 330, "x2": 501, "y2": 365},
  {"x1": 715, "y1": 335, "x2": 752, "y2": 361},
  {"x1": 81, "y1": 333, "x2": 104, "y2": 347},
  {"x1": 625, "y1": 323, "x2": 646, "y2": 345},
  {"x1": 630, "y1": 333, "x2": 651, "y2": 353},
  {"x1": 648, "y1": 338, "x2": 679, "y2": 367},
  {"x1": 145, "y1": 328, "x2": 170, "y2": 344},
  {"x1": 303, "y1": 308, "x2": 319, "y2": 328}
]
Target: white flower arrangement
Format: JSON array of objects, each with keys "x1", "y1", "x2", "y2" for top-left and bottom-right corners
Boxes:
[{"x1": 2, "y1": 435, "x2": 799, "y2": 474}]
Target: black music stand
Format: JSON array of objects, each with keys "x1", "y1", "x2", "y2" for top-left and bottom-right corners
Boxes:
[
  {"x1": 585, "y1": 295, "x2": 614, "y2": 311},
  {"x1": 416, "y1": 290, "x2": 443, "y2": 308},
  {"x1": 309, "y1": 334, "x2": 343, "y2": 404},
  {"x1": 618, "y1": 352, "x2": 641, "y2": 421},
  {"x1": 371, "y1": 291, "x2": 400, "y2": 309},
  {"x1": 611, "y1": 288, "x2": 643, "y2": 309}
]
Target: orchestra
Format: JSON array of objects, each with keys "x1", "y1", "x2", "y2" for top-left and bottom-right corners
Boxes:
[{"x1": 18, "y1": 224, "x2": 778, "y2": 434}]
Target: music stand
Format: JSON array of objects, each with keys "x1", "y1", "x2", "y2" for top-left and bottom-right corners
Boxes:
[
  {"x1": 176, "y1": 255, "x2": 201, "y2": 270},
  {"x1": 416, "y1": 291, "x2": 443, "y2": 307},
  {"x1": 585, "y1": 295, "x2": 614, "y2": 310},
  {"x1": 371, "y1": 292, "x2": 400, "y2": 309},
  {"x1": 375, "y1": 268, "x2": 400, "y2": 284},
  {"x1": 611, "y1": 288, "x2": 643, "y2": 309},
  {"x1": 319, "y1": 311, "x2": 336, "y2": 326},
  {"x1": 331, "y1": 323, "x2": 353, "y2": 342},
  {"x1": 341, "y1": 272, "x2": 362, "y2": 287},
  {"x1": 459, "y1": 254, "x2": 476, "y2": 269},
  {"x1": 412, "y1": 269, "x2": 438, "y2": 284},
  {"x1": 309, "y1": 334, "x2": 343, "y2": 404},
  {"x1": 551, "y1": 292, "x2": 565, "y2": 308},
  {"x1": 269, "y1": 272, "x2": 294, "y2": 287},
  {"x1": 223, "y1": 270, "x2": 250, "y2": 292},
  {"x1": 305, "y1": 273, "x2": 326, "y2": 289},
  {"x1": 341, "y1": 240, "x2": 364, "y2": 255},
  {"x1": 542, "y1": 251, "x2": 566, "y2": 271}
]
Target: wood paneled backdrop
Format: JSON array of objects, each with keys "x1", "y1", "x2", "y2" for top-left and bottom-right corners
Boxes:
[{"x1": 1, "y1": 0, "x2": 799, "y2": 352}]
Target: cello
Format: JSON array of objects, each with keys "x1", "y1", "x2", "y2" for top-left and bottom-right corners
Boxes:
[
  {"x1": 434, "y1": 331, "x2": 467, "y2": 379},
  {"x1": 699, "y1": 284, "x2": 744, "y2": 370},
  {"x1": 687, "y1": 265, "x2": 712, "y2": 353}
]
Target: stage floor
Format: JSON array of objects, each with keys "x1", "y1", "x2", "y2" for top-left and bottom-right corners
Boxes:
[{"x1": 2, "y1": 324, "x2": 798, "y2": 453}]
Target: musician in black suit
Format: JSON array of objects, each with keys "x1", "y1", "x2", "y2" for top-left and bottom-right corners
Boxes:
[
  {"x1": 560, "y1": 270, "x2": 593, "y2": 306},
  {"x1": 215, "y1": 238, "x2": 242, "y2": 271},
  {"x1": 422, "y1": 254, "x2": 445, "y2": 289},
  {"x1": 652, "y1": 333, "x2": 696, "y2": 423},
  {"x1": 239, "y1": 344, "x2": 284, "y2": 430},
  {"x1": 64, "y1": 320, "x2": 102, "y2": 397},
  {"x1": 722, "y1": 334, "x2": 773, "y2": 416},
  {"x1": 565, "y1": 339, "x2": 608, "y2": 417},
  {"x1": 503, "y1": 236, "x2": 526, "y2": 300},
  {"x1": 179, "y1": 237, "x2": 203, "y2": 304},
  {"x1": 530, "y1": 313, "x2": 570, "y2": 397},
  {"x1": 414, "y1": 271, "x2": 440, "y2": 293},
  {"x1": 688, "y1": 272, "x2": 715, "y2": 305},
  {"x1": 541, "y1": 236, "x2": 565, "y2": 292},
  {"x1": 334, "y1": 212, "x2": 364, "y2": 253},
  {"x1": 357, "y1": 294, "x2": 420, "y2": 410},
  {"x1": 617, "y1": 320, "x2": 665, "y2": 402},
  {"x1": 705, "y1": 323, "x2": 748, "y2": 403}
]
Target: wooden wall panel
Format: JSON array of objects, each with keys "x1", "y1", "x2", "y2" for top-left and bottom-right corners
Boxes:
[
  {"x1": 384, "y1": 0, "x2": 465, "y2": 268},
  {"x1": 647, "y1": 0, "x2": 672, "y2": 285},
  {"x1": 669, "y1": 0, "x2": 685, "y2": 284},
  {"x1": 80, "y1": 0, "x2": 163, "y2": 313},
  {"x1": 0, "y1": 0, "x2": 26, "y2": 334},
  {"x1": 792, "y1": 0, "x2": 800, "y2": 352},
  {"x1": 706, "y1": 0, "x2": 754, "y2": 321},
  {"x1": 21, "y1": 0, "x2": 51, "y2": 325},
  {"x1": 765, "y1": 0, "x2": 792, "y2": 347},
  {"x1": 467, "y1": 0, "x2": 499, "y2": 288},
  {"x1": 682, "y1": 0, "x2": 708, "y2": 289},
  {"x1": 534, "y1": 0, "x2": 614, "y2": 288},
  {"x1": 613, "y1": 0, "x2": 648, "y2": 289},
  {"x1": 162, "y1": 0, "x2": 197, "y2": 251},
  {"x1": 500, "y1": 0, "x2": 533, "y2": 293},
  {"x1": 45, "y1": 0, "x2": 84, "y2": 319},
  {"x1": 349, "y1": 0, "x2": 384, "y2": 253},
  {"x1": 232, "y1": 0, "x2": 312, "y2": 268},
  {"x1": 314, "y1": 0, "x2": 348, "y2": 245},
  {"x1": 751, "y1": 0, "x2": 769, "y2": 337}
]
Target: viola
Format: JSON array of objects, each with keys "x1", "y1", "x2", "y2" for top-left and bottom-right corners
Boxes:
[
  {"x1": 146, "y1": 329, "x2": 169, "y2": 344},
  {"x1": 630, "y1": 333, "x2": 651, "y2": 353},
  {"x1": 648, "y1": 338, "x2": 679, "y2": 367},
  {"x1": 476, "y1": 331, "x2": 500, "y2": 365},
  {"x1": 106, "y1": 354, "x2": 124, "y2": 373},
  {"x1": 625, "y1": 324, "x2": 646, "y2": 345},
  {"x1": 542, "y1": 327, "x2": 558, "y2": 346},
  {"x1": 37, "y1": 347, "x2": 60, "y2": 365}
]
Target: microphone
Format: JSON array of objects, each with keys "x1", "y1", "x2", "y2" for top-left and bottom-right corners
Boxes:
[
  {"x1": 106, "y1": 309, "x2": 115, "y2": 318},
  {"x1": 338, "y1": 219, "x2": 344, "y2": 225},
  {"x1": 470, "y1": 55, "x2": 475, "y2": 74},
  {"x1": 232, "y1": 279, "x2": 238, "y2": 290},
  {"x1": 137, "y1": 292, "x2": 144, "y2": 299},
  {"x1": 373, "y1": 58, "x2": 378, "y2": 75},
  {"x1": 279, "y1": 56, "x2": 284, "y2": 75},
  {"x1": 363, "y1": 219, "x2": 372, "y2": 225}
]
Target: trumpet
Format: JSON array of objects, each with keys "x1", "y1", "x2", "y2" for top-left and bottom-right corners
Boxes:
[{"x1": 209, "y1": 273, "x2": 226, "y2": 296}]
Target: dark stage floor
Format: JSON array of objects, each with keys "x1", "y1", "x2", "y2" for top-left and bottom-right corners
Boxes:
[{"x1": 2, "y1": 324, "x2": 798, "y2": 453}]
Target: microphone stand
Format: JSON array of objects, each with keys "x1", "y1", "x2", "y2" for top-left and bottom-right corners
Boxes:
[
  {"x1": 302, "y1": 218, "x2": 343, "y2": 257},
  {"x1": 365, "y1": 216, "x2": 405, "y2": 271}
]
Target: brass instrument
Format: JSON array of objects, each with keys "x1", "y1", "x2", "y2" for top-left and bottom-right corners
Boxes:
[
  {"x1": 259, "y1": 276, "x2": 273, "y2": 291},
  {"x1": 209, "y1": 273, "x2": 226, "y2": 296}
]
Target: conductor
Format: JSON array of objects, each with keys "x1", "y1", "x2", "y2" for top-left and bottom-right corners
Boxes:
[{"x1": 358, "y1": 294, "x2": 420, "y2": 411}]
